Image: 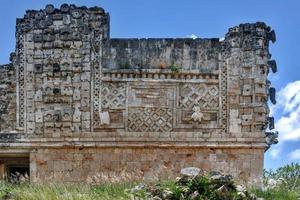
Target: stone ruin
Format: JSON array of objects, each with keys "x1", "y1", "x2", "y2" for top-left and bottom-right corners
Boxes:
[{"x1": 0, "y1": 4, "x2": 278, "y2": 185}]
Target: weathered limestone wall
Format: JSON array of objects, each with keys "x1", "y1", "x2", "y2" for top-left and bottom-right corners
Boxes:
[
  {"x1": 0, "y1": 64, "x2": 16, "y2": 132},
  {"x1": 12, "y1": 4, "x2": 109, "y2": 135},
  {"x1": 31, "y1": 147, "x2": 264, "y2": 185},
  {"x1": 103, "y1": 38, "x2": 220, "y2": 71},
  {"x1": 224, "y1": 24, "x2": 274, "y2": 139}
]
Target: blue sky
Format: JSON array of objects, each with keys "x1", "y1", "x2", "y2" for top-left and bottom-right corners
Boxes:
[{"x1": 0, "y1": 0, "x2": 299, "y2": 169}]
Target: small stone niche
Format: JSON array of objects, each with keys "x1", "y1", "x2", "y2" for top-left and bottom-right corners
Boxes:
[
  {"x1": 53, "y1": 110, "x2": 61, "y2": 122},
  {"x1": 34, "y1": 64, "x2": 43, "y2": 74},
  {"x1": 53, "y1": 63, "x2": 61, "y2": 73},
  {"x1": 53, "y1": 87, "x2": 61, "y2": 95}
]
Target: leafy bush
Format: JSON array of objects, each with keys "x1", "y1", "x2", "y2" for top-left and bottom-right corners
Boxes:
[
  {"x1": 263, "y1": 162, "x2": 300, "y2": 191},
  {"x1": 169, "y1": 63, "x2": 180, "y2": 73},
  {"x1": 253, "y1": 162, "x2": 300, "y2": 200},
  {"x1": 132, "y1": 171, "x2": 257, "y2": 200}
]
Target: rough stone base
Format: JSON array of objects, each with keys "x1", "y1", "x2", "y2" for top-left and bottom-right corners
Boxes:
[{"x1": 30, "y1": 147, "x2": 264, "y2": 186}]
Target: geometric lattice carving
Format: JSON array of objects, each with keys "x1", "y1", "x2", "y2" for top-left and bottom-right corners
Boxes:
[
  {"x1": 179, "y1": 84, "x2": 219, "y2": 110},
  {"x1": 101, "y1": 82, "x2": 126, "y2": 109},
  {"x1": 92, "y1": 31, "x2": 104, "y2": 128},
  {"x1": 220, "y1": 63, "x2": 228, "y2": 131},
  {"x1": 17, "y1": 35, "x2": 25, "y2": 128},
  {"x1": 127, "y1": 107, "x2": 172, "y2": 132}
]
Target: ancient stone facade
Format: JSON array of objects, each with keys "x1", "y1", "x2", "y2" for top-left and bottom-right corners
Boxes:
[
  {"x1": 0, "y1": 4, "x2": 277, "y2": 186},
  {"x1": 0, "y1": 64, "x2": 16, "y2": 132}
]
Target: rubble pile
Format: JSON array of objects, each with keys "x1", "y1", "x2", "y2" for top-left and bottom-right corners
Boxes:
[{"x1": 131, "y1": 167, "x2": 261, "y2": 200}]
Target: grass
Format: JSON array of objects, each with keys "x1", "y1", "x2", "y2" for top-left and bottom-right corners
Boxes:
[
  {"x1": 0, "y1": 182, "x2": 135, "y2": 200},
  {"x1": 0, "y1": 180, "x2": 299, "y2": 200},
  {"x1": 253, "y1": 188, "x2": 299, "y2": 200},
  {"x1": 0, "y1": 163, "x2": 299, "y2": 199}
]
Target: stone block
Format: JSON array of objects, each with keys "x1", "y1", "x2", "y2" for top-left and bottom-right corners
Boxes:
[
  {"x1": 242, "y1": 85, "x2": 252, "y2": 96},
  {"x1": 35, "y1": 109, "x2": 43, "y2": 123}
]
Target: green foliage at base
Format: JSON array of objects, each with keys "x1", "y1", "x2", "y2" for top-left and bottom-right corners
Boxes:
[
  {"x1": 0, "y1": 182, "x2": 134, "y2": 200},
  {"x1": 253, "y1": 162, "x2": 300, "y2": 200},
  {"x1": 253, "y1": 188, "x2": 298, "y2": 200},
  {"x1": 0, "y1": 180, "x2": 299, "y2": 200},
  {"x1": 0, "y1": 163, "x2": 299, "y2": 200}
]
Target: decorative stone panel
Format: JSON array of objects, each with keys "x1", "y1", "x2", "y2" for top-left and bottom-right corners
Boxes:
[
  {"x1": 101, "y1": 82, "x2": 126, "y2": 109},
  {"x1": 127, "y1": 107, "x2": 173, "y2": 132},
  {"x1": 179, "y1": 83, "x2": 219, "y2": 109},
  {"x1": 13, "y1": 4, "x2": 110, "y2": 136},
  {"x1": 0, "y1": 64, "x2": 16, "y2": 132}
]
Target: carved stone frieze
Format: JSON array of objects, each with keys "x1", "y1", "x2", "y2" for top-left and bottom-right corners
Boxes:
[
  {"x1": 101, "y1": 82, "x2": 126, "y2": 109},
  {"x1": 179, "y1": 83, "x2": 219, "y2": 110},
  {"x1": 127, "y1": 107, "x2": 173, "y2": 132}
]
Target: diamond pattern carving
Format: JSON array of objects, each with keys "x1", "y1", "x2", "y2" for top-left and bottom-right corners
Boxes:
[
  {"x1": 220, "y1": 63, "x2": 228, "y2": 131},
  {"x1": 17, "y1": 35, "x2": 25, "y2": 128},
  {"x1": 101, "y1": 82, "x2": 126, "y2": 109},
  {"x1": 179, "y1": 84, "x2": 219, "y2": 109},
  {"x1": 128, "y1": 107, "x2": 172, "y2": 132}
]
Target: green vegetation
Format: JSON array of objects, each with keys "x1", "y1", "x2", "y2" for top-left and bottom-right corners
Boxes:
[
  {"x1": 169, "y1": 63, "x2": 180, "y2": 73},
  {"x1": 0, "y1": 163, "x2": 299, "y2": 200},
  {"x1": 0, "y1": 182, "x2": 135, "y2": 200},
  {"x1": 253, "y1": 188, "x2": 298, "y2": 200},
  {"x1": 263, "y1": 162, "x2": 300, "y2": 190},
  {"x1": 252, "y1": 162, "x2": 300, "y2": 200}
]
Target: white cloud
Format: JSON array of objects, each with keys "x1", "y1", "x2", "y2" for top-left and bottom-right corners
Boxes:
[
  {"x1": 269, "y1": 104, "x2": 276, "y2": 116},
  {"x1": 266, "y1": 80, "x2": 300, "y2": 160},
  {"x1": 186, "y1": 34, "x2": 198, "y2": 39},
  {"x1": 277, "y1": 113, "x2": 300, "y2": 141},
  {"x1": 278, "y1": 81, "x2": 300, "y2": 113},
  {"x1": 288, "y1": 149, "x2": 300, "y2": 160},
  {"x1": 274, "y1": 80, "x2": 300, "y2": 141},
  {"x1": 269, "y1": 148, "x2": 281, "y2": 159}
]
